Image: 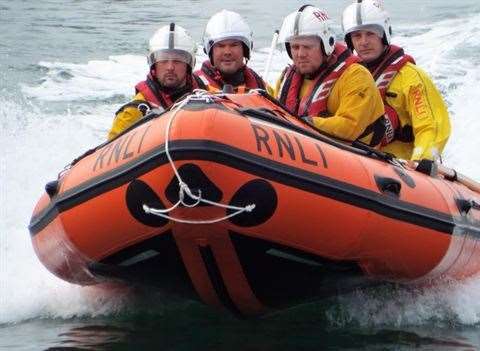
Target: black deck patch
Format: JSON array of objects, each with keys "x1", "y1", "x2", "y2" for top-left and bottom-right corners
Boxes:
[
  {"x1": 228, "y1": 179, "x2": 277, "y2": 227},
  {"x1": 126, "y1": 179, "x2": 169, "y2": 227}
]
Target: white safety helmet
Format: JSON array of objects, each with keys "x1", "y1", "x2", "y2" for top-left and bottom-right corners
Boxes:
[
  {"x1": 203, "y1": 9, "x2": 253, "y2": 61},
  {"x1": 342, "y1": 0, "x2": 392, "y2": 50},
  {"x1": 148, "y1": 23, "x2": 197, "y2": 70},
  {"x1": 278, "y1": 5, "x2": 336, "y2": 57}
]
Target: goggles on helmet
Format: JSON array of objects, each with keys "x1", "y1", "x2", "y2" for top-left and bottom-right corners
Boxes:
[{"x1": 148, "y1": 49, "x2": 193, "y2": 67}]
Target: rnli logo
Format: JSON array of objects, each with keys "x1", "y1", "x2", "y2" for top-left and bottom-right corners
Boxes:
[
  {"x1": 250, "y1": 123, "x2": 329, "y2": 169},
  {"x1": 411, "y1": 85, "x2": 428, "y2": 118},
  {"x1": 93, "y1": 125, "x2": 151, "y2": 172},
  {"x1": 313, "y1": 11, "x2": 329, "y2": 22}
]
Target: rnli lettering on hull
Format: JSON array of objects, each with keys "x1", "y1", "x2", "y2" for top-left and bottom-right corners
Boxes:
[
  {"x1": 93, "y1": 126, "x2": 151, "y2": 171},
  {"x1": 251, "y1": 123, "x2": 328, "y2": 168}
]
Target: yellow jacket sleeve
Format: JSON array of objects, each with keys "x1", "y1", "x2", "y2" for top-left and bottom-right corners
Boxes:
[
  {"x1": 107, "y1": 92, "x2": 146, "y2": 141},
  {"x1": 310, "y1": 64, "x2": 385, "y2": 142},
  {"x1": 385, "y1": 63, "x2": 451, "y2": 160}
]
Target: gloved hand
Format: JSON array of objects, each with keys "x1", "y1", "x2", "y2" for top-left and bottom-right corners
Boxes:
[{"x1": 380, "y1": 105, "x2": 400, "y2": 146}]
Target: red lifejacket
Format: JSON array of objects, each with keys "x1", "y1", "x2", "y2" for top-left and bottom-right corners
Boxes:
[
  {"x1": 278, "y1": 43, "x2": 359, "y2": 117},
  {"x1": 368, "y1": 45, "x2": 416, "y2": 144},
  {"x1": 370, "y1": 45, "x2": 416, "y2": 100},
  {"x1": 135, "y1": 73, "x2": 206, "y2": 109},
  {"x1": 195, "y1": 61, "x2": 266, "y2": 93}
]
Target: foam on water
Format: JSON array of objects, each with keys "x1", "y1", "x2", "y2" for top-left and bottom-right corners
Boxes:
[
  {"x1": 2, "y1": 11, "x2": 480, "y2": 326},
  {"x1": 0, "y1": 97, "x2": 132, "y2": 324},
  {"x1": 22, "y1": 55, "x2": 147, "y2": 102},
  {"x1": 21, "y1": 49, "x2": 288, "y2": 103},
  {"x1": 327, "y1": 279, "x2": 480, "y2": 328}
]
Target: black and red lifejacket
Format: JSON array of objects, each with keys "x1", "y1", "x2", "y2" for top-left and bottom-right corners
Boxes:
[
  {"x1": 195, "y1": 61, "x2": 266, "y2": 93},
  {"x1": 278, "y1": 43, "x2": 359, "y2": 117},
  {"x1": 135, "y1": 73, "x2": 206, "y2": 109}
]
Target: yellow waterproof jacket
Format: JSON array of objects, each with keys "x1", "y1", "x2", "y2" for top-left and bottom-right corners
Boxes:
[
  {"x1": 107, "y1": 92, "x2": 148, "y2": 141},
  {"x1": 380, "y1": 62, "x2": 451, "y2": 160},
  {"x1": 274, "y1": 63, "x2": 385, "y2": 144}
]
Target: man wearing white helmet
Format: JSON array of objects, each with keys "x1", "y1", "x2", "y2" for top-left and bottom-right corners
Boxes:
[
  {"x1": 275, "y1": 5, "x2": 386, "y2": 146},
  {"x1": 108, "y1": 23, "x2": 206, "y2": 140},
  {"x1": 195, "y1": 9, "x2": 267, "y2": 93},
  {"x1": 342, "y1": 0, "x2": 451, "y2": 161}
]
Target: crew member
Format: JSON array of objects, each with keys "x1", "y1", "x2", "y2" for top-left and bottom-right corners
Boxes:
[
  {"x1": 108, "y1": 23, "x2": 205, "y2": 140},
  {"x1": 275, "y1": 5, "x2": 386, "y2": 146},
  {"x1": 196, "y1": 10, "x2": 268, "y2": 93},
  {"x1": 342, "y1": 0, "x2": 451, "y2": 160}
]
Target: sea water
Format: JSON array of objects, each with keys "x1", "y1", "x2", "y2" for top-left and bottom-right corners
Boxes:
[{"x1": 2, "y1": 1, "x2": 480, "y2": 349}]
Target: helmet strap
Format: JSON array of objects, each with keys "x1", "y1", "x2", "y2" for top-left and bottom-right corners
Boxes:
[
  {"x1": 345, "y1": 34, "x2": 354, "y2": 52},
  {"x1": 382, "y1": 33, "x2": 389, "y2": 46},
  {"x1": 241, "y1": 43, "x2": 250, "y2": 61}
]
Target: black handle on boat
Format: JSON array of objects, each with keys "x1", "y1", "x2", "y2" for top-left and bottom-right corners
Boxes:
[
  {"x1": 45, "y1": 180, "x2": 59, "y2": 198},
  {"x1": 374, "y1": 176, "x2": 402, "y2": 197},
  {"x1": 456, "y1": 199, "x2": 480, "y2": 214}
]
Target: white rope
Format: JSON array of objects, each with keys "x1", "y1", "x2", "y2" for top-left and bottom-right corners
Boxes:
[
  {"x1": 143, "y1": 91, "x2": 256, "y2": 224},
  {"x1": 143, "y1": 203, "x2": 255, "y2": 224}
]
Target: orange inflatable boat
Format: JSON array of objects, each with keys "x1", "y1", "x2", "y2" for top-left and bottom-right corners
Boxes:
[{"x1": 29, "y1": 91, "x2": 480, "y2": 316}]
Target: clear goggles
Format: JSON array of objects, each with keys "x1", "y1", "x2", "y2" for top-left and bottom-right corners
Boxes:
[{"x1": 148, "y1": 49, "x2": 193, "y2": 67}]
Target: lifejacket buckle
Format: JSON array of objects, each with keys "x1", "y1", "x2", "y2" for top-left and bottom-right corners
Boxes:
[{"x1": 137, "y1": 103, "x2": 151, "y2": 116}]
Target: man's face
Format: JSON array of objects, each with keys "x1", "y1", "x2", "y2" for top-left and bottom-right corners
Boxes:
[
  {"x1": 154, "y1": 53, "x2": 188, "y2": 88},
  {"x1": 350, "y1": 30, "x2": 385, "y2": 62},
  {"x1": 212, "y1": 39, "x2": 244, "y2": 74},
  {"x1": 290, "y1": 36, "x2": 324, "y2": 75}
]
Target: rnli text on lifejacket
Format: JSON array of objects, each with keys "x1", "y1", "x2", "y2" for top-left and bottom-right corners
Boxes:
[
  {"x1": 93, "y1": 125, "x2": 151, "y2": 171},
  {"x1": 251, "y1": 123, "x2": 328, "y2": 168}
]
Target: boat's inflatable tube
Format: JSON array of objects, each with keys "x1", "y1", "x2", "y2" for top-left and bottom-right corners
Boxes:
[{"x1": 29, "y1": 91, "x2": 480, "y2": 316}]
